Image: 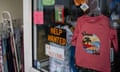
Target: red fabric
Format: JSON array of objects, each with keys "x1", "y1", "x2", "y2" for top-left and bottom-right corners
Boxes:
[
  {"x1": 10, "y1": 36, "x2": 17, "y2": 72},
  {"x1": 71, "y1": 15, "x2": 118, "y2": 72}
]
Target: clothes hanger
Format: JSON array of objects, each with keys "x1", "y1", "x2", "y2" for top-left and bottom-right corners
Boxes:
[{"x1": 88, "y1": 0, "x2": 101, "y2": 16}]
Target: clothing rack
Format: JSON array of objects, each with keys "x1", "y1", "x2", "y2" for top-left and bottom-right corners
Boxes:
[{"x1": 1, "y1": 11, "x2": 19, "y2": 72}]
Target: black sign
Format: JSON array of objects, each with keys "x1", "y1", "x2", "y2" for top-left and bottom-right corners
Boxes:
[{"x1": 47, "y1": 27, "x2": 66, "y2": 46}]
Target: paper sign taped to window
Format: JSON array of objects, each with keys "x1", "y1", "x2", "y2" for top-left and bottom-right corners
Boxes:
[
  {"x1": 34, "y1": 11, "x2": 44, "y2": 24},
  {"x1": 45, "y1": 44, "x2": 64, "y2": 61}
]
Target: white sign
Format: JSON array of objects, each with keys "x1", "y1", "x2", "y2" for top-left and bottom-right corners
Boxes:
[{"x1": 45, "y1": 44, "x2": 64, "y2": 61}]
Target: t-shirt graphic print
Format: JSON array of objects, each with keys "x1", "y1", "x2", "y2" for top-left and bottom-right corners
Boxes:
[{"x1": 82, "y1": 31, "x2": 100, "y2": 55}]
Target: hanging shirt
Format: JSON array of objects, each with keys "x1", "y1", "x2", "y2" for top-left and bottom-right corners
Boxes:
[{"x1": 71, "y1": 15, "x2": 118, "y2": 72}]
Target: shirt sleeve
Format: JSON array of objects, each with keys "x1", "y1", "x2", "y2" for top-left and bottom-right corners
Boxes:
[
  {"x1": 110, "y1": 28, "x2": 118, "y2": 53},
  {"x1": 71, "y1": 18, "x2": 80, "y2": 46}
]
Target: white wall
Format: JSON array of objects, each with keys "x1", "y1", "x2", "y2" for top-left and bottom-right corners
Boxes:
[{"x1": 0, "y1": 0, "x2": 23, "y2": 22}]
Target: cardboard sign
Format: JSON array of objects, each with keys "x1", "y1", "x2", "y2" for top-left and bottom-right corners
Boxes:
[
  {"x1": 34, "y1": 11, "x2": 44, "y2": 24},
  {"x1": 45, "y1": 44, "x2": 64, "y2": 61},
  {"x1": 47, "y1": 27, "x2": 66, "y2": 46},
  {"x1": 42, "y1": 0, "x2": 55, "y2": 6}
]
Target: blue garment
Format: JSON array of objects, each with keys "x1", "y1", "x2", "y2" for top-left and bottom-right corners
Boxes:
[
  {"x1": 110, "y1": 0, "x2": 116, "y2": 10},
  {"x1": 6, "y1": 37, "x2": 15, "y2": 72},
  {"x1": 2, "y1": 38, "x2": 8, "y2": 72},
  {"x1": 110, "y1": 0, "x2": 120, "y2": 29},
  {"x1": 110, "y1": 0, "x2": 120, "y2": 13},
  {"x1": 70, "y1": 46, "x2": 79, "y2": 72},
  {"x1": 116, "y1": 0, "x2": 120, "y2": 2}
]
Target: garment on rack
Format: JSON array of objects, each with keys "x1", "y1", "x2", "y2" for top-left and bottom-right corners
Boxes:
[
  {"x1": 14, "y1": 28, "x2": 23, "y2": 71},
  {"x1": 2, "y1": 37, "x2": 9, "y2": 72},
  {"x1": 1, "y1": 11, "x2": 23, "y2": 72},
  {"x1": 71, "y1": 15, "x2": 118, "y2": 72},
  {"x1": 0, "y1": 37, "x2": 3, "y2": 72},
  {"x1": 6, "y1": 36, "x2": 15, "y2": 72},
  {"x1": 10, "y1": 35, "x2": 18, "y2": 72},
  {"x1": 20, "y1": 32, "x2": 24, "y2": 72}
]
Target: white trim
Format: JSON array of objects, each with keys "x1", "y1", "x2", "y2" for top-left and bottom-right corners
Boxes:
[
  {"x1": 33, "y1": 0, "x2": 37, "y2": 62},
  {"x1": 40, "y1": 61, "x2": 49, "y2": 68},
  {"x1": 30, "y1": 67, "x2": 48, "y2": 72},
  {"x1": 30, "y1": 68, "x2": 40, "y2": 72},
  {"x1": 23, "y1": 0, "x2": 32, "y2": 72},
  {"x1": 34, "y1": 25, "x2": 37, "y2": 61},
  {"x1": 23, "y1": 0, "x2": 49, "y2": 72}
]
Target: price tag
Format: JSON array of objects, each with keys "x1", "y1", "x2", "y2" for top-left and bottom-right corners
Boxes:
[{"x1": 80, "y1": 3, "x2": 89, "y2": 12}]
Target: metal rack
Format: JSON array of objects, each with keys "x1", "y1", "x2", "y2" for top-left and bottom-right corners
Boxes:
[{"x1": 1, "y1": 11, "x2": 19, "y2": 72}]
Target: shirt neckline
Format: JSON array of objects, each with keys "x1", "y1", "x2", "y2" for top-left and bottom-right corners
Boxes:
[{"x1": 84, "y1": 14, "x2": 104, "y2": 23}]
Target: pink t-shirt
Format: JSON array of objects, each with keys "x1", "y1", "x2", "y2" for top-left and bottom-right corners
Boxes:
[{"x1": 71, "y1": 15, "x2": 118, "y2": 72}]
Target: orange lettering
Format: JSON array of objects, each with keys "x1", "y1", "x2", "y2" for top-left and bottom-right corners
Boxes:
[
  {"x1": 48, "y1": 35, "x2": 66, "y2": 46},
  {"x1": 50, "y1": 28, "x2": 63, "y2": 35}
]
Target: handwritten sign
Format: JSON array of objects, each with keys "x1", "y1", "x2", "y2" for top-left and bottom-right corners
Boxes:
[
  {"x1": 45, "y1": 44, "x2": 64, "y2": 61},
  {"x1": 34, "y1": 11, "x2": 44, "y2": 24},
  {"x1": 47, "y1": 27, "x2": 66, "y2": 46}
]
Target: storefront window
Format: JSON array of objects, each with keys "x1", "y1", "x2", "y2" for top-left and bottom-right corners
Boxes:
[{"x1": 32, "y1": 0, "x2": 120, "y2": 72}]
